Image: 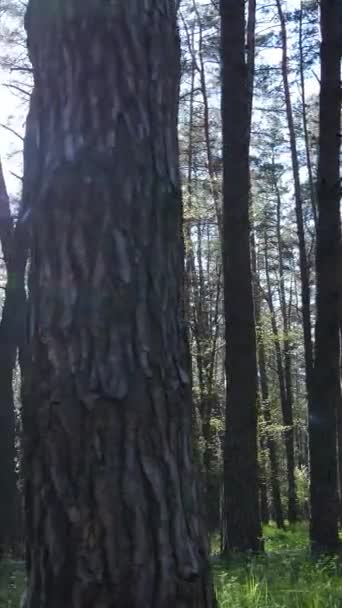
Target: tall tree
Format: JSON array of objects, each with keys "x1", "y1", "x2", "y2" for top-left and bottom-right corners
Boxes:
[
  {"x1": 221, "y1": 0, "x2": 261, "y2": 552},
  {"x1": 179, "y1": 4, "x2": 223, "y2": 532},
  {"x1": 0, "y1": 159, "x2": 18, "y2": 556},
  {"x1": 22, "y1": 1, "x2": 215, "y2": 606},
  {"x1": 297, "y1": 0, "x2": 319, "y2": 229},
  {"x1": 253, "y1": 239, "x2": 284, "y2": 530},
  {"x1": 309, "y1": 0, "x2": 341, "y2": 552},
  {"x1": 0, "y1": 153, "x2": 28, "y2": 557},
  {"x1": 274, "y1": 162, "x2": 297, "y2": 523},
  {"x1": 276, "y1": 0, "x2": 314, "y2": 436}
]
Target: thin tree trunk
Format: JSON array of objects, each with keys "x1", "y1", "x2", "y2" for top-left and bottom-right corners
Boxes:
[
  {"x1": 184, "y1": 23, "x2": 197, "y2": 336},
  {"x1": 182, "y1": 20, "x2": 221, "y2": 532},
  {"x1": 299, "y1": 1, "x2": 317, "y2": 230},
  {"x1": 338, "y1": 265, "x2": 342, "y2": 526},
  {"x1": 258, "y1": 444, "x2": 270, "y2": 526},
  {"x1": 0, "y1": 161, "x2": 18, "y2": 556},
  {"x1": 336, "y1": 373, "x2": 342, "y2": 526},
  {"x1": 310, "y1": 0, "x2": 341, "y2": 552},
  {"x1": 246, "y1": 0, "x2": 256, "y2": 144},
  {"x1": 264, "y1": 232, "x2": 296, "y2": 526},
  {"x1": 195, "y1": 221, "x2": 219, "y2": 532},
  {"x1": 193, "y1": 0, "x2": 222, "y2": 236},
  {"x1": 221, "y1": 0, "x2": 261, "y2": 553},
  {"x1": 252, "y1": 226, "x2": 284, "y2": 529},
  {"x1": 258, "y1": 334, "x2": 285, "y2": 530},
  {"x1": 276, "y1": 0, "x2": 314, "y2": 415},
  {"x1": 23, "y1": 2, "x2": 216, "y2": 606},
  {"x1": 274, "y1": 173, "x2": 297, "y2": 523}
]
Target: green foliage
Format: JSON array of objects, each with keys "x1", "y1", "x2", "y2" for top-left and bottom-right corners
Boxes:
[
  {"x1": 2, "y1": 527, "x2": 342, "y2": 607},
  {"x1": 214, "y1": 524, "x2": 342, "y2": 607},
  {"x1": 0, "y1": 561, "x2": 25, "y2": 608},
  {"x1": 295, "y1": 466, "x2": 310, "y2": 516}
]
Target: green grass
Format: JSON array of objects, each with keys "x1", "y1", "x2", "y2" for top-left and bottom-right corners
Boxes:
[
  {"x1": 214, "y1": 523, "x2": 342, "y2": 607},
  {"x1": 1, "y1": 525, "x2": 342, "y2": 607}
]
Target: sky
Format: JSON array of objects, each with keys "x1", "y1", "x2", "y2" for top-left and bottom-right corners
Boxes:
[
  {"x1": 0, "y1": 85, "x2": 26, "y2": 197},
  {"x1": 0, "y1": 0, "x2": 319, "y2": 198},
  {"x1": 0, "y1": 6, "x2": 28, "y2": 198}
]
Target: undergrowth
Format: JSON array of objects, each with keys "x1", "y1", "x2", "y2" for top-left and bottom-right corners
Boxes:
[
  {"x1": 214, "y1": 523, "x2": 342, "y2": 607},
  {"x1": 1, "y1": 524, "x2": 342, "y2": 607}
]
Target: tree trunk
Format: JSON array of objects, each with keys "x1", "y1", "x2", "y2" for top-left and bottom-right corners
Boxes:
[
  {"x1": 264, "y1": 233, "x2": 296, "y2": 527},
  {"x1": 22, "y1": 2, "x2": 215, "y2": 606},
  {"x1": 310, "y1": 0, "x2": 341, "y2": 552},
  {"x1": 246, "y1": 0, "x2": 256, "y2": 143},
  {"x1": 336, "y1": 377, "x2": 342, "y2": 527},
  {"x1": 258, "y1": 330, "x2": 285, "y2": 530},
  {"x1": 258, "y1": 447, "x2": 269, "y2": 526},
  {"x1": 182, "y1": 14, "x2": 221, "y2": 534},
  {"x1": 221, "y1": 0, "x2": 261, "y2": 553},
  {"x1": 252, "y1": 228, "x2": 284, "y2": 530},
  {"x1": 194, "y1": 2, "x2": 223, "y2": 237},
  {"x1": 0, "y1": 160, "x2": 17, "y2": 557},
  {"x1": 276, "y1": 0, "x2": 314, "y2": 419},
  {"x1": 0, "y1": 160, "x2": 27, "y2": 556},
  {"x1": 298, "y1": 1, "x2": 317, "y2": 230},
  {"x1": 195, "y1": 221, "x2": 220, "y2": 533},
  {"x1": 274, "y1": 175, "x2": 297, "y2": 523}
]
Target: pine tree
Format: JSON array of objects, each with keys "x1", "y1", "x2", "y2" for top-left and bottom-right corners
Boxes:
[
  {"x1": 22, "y1": 1, "x2": 216, "y2": 605},
  {"x1": 221, "y1": 0, "x2": 262, "y2": 553},
  {"x1": 309, "y1": 0, "x2": 341, "y2": 553}
]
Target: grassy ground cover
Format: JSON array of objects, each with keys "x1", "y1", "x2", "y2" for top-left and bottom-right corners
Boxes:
[
  {"x1": 1, "y1": 524, "x2": 342, "y2": 607},
  {"x1": 215, "y1": 523, "x2": 342, "y2": 607}
]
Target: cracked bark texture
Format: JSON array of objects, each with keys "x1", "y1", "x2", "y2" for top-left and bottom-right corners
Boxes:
[{"x1": 22, "y1": 1, "x2": 215, "y2": 606}]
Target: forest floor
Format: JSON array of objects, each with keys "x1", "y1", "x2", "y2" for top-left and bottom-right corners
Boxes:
[
  {"x1": 1, "y1": 524, "x2": 342, "y2": 607},
  {"x1": 214, "y1": 523, "x2": 342, "y2": 607}
]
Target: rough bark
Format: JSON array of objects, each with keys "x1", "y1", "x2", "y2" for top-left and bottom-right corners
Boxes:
[
  {"x1": 338, "y1": 294, "x2": 342, "y2": 525},
  {"x1": 22, "y1": 2, "x2": 215, "y2": 606},
  {"x1": 310, "y1": 0, "x2": 341, "y2": 552},
  {"x1": 336, "y1": 378, "x2": 342, "y2": 526},
  {"x1": 221, "y1": 0, "x2": 261, "y2": 553}
]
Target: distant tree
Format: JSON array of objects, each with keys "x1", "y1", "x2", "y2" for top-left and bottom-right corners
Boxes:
[
  {"x1": 253, "y1": 233, "x2": 284, "y2": 530},
  {"x1": 0, "y1": 0, "x2": 30, "y2": 558},
  {"x1": 22, "y1": 1, "x2": 215, "y2": 606},
  {"x1": 0, "y1": 159, "x2": 18, "y2": 556},
  {"x1": 295, "y1": 0, "x2": 319, "y2": 228},
  {"x1": 179, "y1": 0, "x2": 224, "y2": 533},
  {"x1": 0, "y1": 156, "x2": 27, "y2": 557},
  {"x1": 276, "y1": 3, "x2": 314, "y2": 496},
  {"x1": 309, "y1": 0, "x2": 341, "y2": 553}
]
